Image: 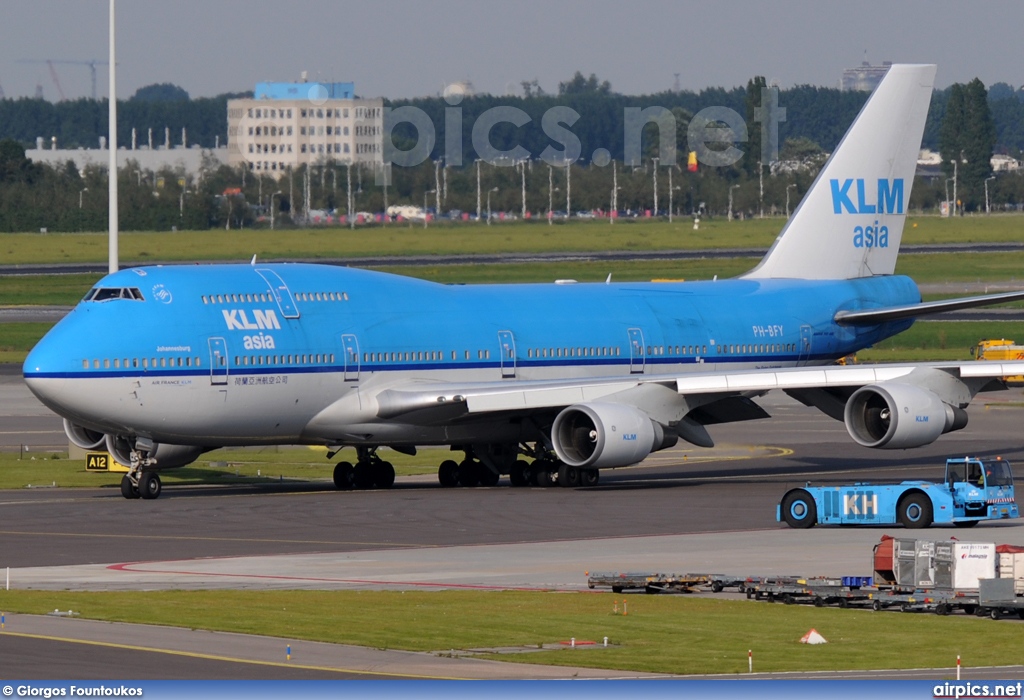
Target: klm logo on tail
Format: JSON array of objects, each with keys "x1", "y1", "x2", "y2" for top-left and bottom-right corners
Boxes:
[
  {"x1": 830, "y1": 179, "x2": 904, "y2": 215},
  {"x1": 831, "y1": 179, "x2": 904, "y2": 249}
]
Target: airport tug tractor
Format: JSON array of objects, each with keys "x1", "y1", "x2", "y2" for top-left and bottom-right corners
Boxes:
[{"x1": 778, "y1": 457, "x2": 1019, "y2": 529}]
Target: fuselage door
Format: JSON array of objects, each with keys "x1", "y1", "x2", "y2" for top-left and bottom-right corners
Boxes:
[
  {"x1": 798, "y1": 324, "x2": 812, "y2": 365},
  {"x1": 208, "y1": 337, "x2": 228, "y2": 385},
  {"x1": 255, "y1": 268, "x2": 300, "y2": 319},
  {"x1": 628, "y1": 328, "x2": 645, "y2": 374},
  {"x1": 341, "y1": 334, "x2": 360, "y2": 382},
  {"x1": 498, "y1": 330, "x2": 516, "y2": 378}
]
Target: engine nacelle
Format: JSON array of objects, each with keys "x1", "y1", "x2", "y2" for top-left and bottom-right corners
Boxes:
[
  {"x1": 552, "y1": 402, "x2": 667, "y2": 468},
  {"x1": 105, "y1": 434, "x2": 204, "y2": 469},
  {"x1": 63, "y1": 419, "x2": 106, "y2": 450},
  {"x1": 844, "y1": 383, "x2": 968, "y2": 449}
]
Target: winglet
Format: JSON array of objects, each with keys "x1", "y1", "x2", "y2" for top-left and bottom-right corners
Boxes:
[
  {"x1": 744, "y1": 64, "x2": 936, "y2": 280},
  {"x1": 250, "y1": 254, "x2": 257, "y2": 266}
]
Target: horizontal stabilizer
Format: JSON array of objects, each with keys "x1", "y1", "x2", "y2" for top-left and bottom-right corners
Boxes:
[{"x1": 835, "y1": 290, "x2": 1024, "y2": 325}]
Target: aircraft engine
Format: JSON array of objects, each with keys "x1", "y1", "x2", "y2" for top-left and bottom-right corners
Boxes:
[
  {"x1": 105, "y1": 434, "x2": 204, "y2": 469},
  {"x1": 63, "y1": 419, "x2": 106, "y2": 450},
  {"x1": 551, "y1": 402, "x2": 668, "y2": 468},
  {"x1": 844, "y1": 383, "x2": 968, "y2": 449}
]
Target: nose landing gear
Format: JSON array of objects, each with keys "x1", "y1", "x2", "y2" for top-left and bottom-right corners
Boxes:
[{"x1": 120, "y1": 444, "x2": 162, "y2": 500}]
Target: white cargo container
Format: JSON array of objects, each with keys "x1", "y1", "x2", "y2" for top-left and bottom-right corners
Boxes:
[
  {"x1": 952, "y1": 542, "x2": 996, "y2": 589},
  {"x1": 998, "y1": 550, "x2": 1024, "y2": 594}
]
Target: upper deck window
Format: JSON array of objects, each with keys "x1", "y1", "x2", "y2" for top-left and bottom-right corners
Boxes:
[{"x1": 84, "y1": 287, "x2": 144, "y2": 302}]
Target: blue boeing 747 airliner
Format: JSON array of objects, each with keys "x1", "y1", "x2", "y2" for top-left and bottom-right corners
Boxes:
[{"x1": 22, "y1": 64, "x2": 1024, "y2": 499}]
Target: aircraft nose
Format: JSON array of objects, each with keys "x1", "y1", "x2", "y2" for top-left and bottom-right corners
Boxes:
[{"x1": 23, "y1": 333, "x2": 69, "y2": 408}]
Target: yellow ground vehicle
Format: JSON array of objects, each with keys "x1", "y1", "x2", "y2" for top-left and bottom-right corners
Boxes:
[{"x1": 971, "y1": 339, "x2": 1024, "y2": 384}]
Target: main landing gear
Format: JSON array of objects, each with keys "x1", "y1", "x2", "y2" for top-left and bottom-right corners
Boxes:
[
  {"x1": 435, "y1": 444, "x2": 600, "y2": 489},
  {"x1": 332, "y1": 446, "x2": 396, "y2": 491}
]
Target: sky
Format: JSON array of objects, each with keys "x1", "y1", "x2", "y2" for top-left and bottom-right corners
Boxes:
[{"x1": 0, "y1": 0, "x2": 1021, "y2": 101}]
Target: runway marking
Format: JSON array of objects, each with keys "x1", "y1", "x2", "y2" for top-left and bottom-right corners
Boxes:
[
  {"x1": 643, "y1": 445, "x2": 794, "y2": 465},
  {"x1": 0, "y1": 530, "x2": 435, "y2": 548},
  {"x1": 0, "y1": 630, "x2": 467, "y2": 680},
  {"x1": 107, "y1": 561, "x2": 555, "y2": 591}
]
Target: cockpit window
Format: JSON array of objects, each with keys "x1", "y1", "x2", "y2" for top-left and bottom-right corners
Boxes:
[{"x1": 85, "y1": 287, "x2": 144, "y2": 302}]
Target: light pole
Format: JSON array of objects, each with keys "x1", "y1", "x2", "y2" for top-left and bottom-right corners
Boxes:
[
  {"x1": 565, "y1": 159, "x2": 571, "y2": 219},
  {"x1": 433, "y1": 158, "x2": 442, "y2": 217},
  {"x1": 487, "y1": 187, "x2": 498, "y2": 226},
  {"x1": 667, "y1": 166, "x2": 675, "y2": 222},
  {"x1": 270, "y1": 190, "x2": 282, "y2": 230},
  {"x1": 78, "y1": 187, "x2": 88, "y2": 232},
  {"x1": 346, "y1": 161, "x2": 353, "y2": 229},
  {"x1": 475, "y1": 159, "x2": 483, "y2": 221},
  {"x1": 786, "y1": 183, "x2": 796, "y2": 218},
  {"x1": 728, "y1": 184, "x2": 740, "y2": 221},
  {"x1": 424, "y1": 189, "x2": 436, "y2": 229},
  {"x1": 179, "y1": 189, "x2": 188, "y2": 219},
  {"x1": 651, "y1": 157, "x2": 659, "y2": 217},
  {"x1": 518, "y1": 159, "x2": 527, "y2": 220},
  {"x1": 611, "y1": 160, "x2": 618, "y2": 225},
  {"x1": 945, "y1": 178, "x2": 952, "y2": 217},
  {"x1": 950, "y1": 158, "x2": 958, "y2": 216},
  {"x1": 985, "y1": 176, "x2": 995, "y2": 214},
  {"x1": 548, "y1": 164, "x2": 554, "y2": 225},
  {"x1": 757, "y1": 160, "x2": 764, "y2": 218}
]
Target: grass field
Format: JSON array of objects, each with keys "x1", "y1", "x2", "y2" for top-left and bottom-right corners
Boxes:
[
  {"x1": 0, "y1": 589, "x2": 1016, "y2": 675},
  {"x1": 0, "y1": 446, "x2": 444, "y2": 489},
  {"x1": 2, "y1": 215, "x2": 1023, "y2": 265}
]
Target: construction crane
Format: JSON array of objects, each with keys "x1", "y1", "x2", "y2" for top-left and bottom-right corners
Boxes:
[{"x1": 16, "y1": 59, "x2": 110, "y2": 100}]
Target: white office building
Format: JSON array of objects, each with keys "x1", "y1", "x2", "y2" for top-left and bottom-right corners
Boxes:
[{"x1": 227, "y1": 80, "x2": 384, "y2": 176}]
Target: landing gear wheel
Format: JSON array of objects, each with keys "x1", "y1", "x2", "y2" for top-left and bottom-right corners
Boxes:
[
  {"x1": 897, "y1": 492, "x2": 933, "y2": 529},
  {"x1": 438, "y1": 460, "x2": 459, "y2": 487},
  {"x1": 333, "y1": 461, "x2": 355, "y2": 490},
  {"x1": 457, "y1": 460, "x2": 480, "y2": 487},
  {"x1": 374, "y1": 461, "x2": 396, "y2": 489},
  {"x1": 476, "y1": 464, "x2": 500, "y2": 487},
  {"x1": 120, "y1": 474, "x2": 140, "y2": 499},
  {"x1": 532, "y1": 461, "x2": 554, "y2": 487},
  {"x1": 509, "y1": 460, "x2": 530, "y2": 487},
  {"x1": 581, "y1": 469, "x2": 599, "y2": 487},
  {"x1": 138, "y1": 472, "x2": 161, "y2": 500},
  {"x1": 781, "y1": 489, "x2": 817, "y2": 529},
  {"x1": 353, "y1": 463, "x2": 374, "y2": 489},
  {"x1": 557, "y1": 463, "x2": 580, "y2": 488}
]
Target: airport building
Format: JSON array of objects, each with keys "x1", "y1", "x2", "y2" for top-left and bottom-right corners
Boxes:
[
  {"x1": 226, "y1": 79, "x2": 384, "y2": 176},
  {"x1": 26, "y1": 131, "x2": 228, "y2": 178},
  {"x1": 841, "y1": 61, "x2": 892, "y2": 91}
]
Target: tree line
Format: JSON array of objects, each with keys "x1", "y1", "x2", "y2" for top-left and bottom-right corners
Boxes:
[
  {"x1": 2, "y1": 74, "x2": 1024, "y2": 157},
  {"x1": 0, "y1": 74, "x2": 1021, "y2": 231}
]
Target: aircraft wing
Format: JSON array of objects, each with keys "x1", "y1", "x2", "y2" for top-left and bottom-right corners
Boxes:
[{"x1": 359, "y1": 359, "x2": 1024, "y2": 418}]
